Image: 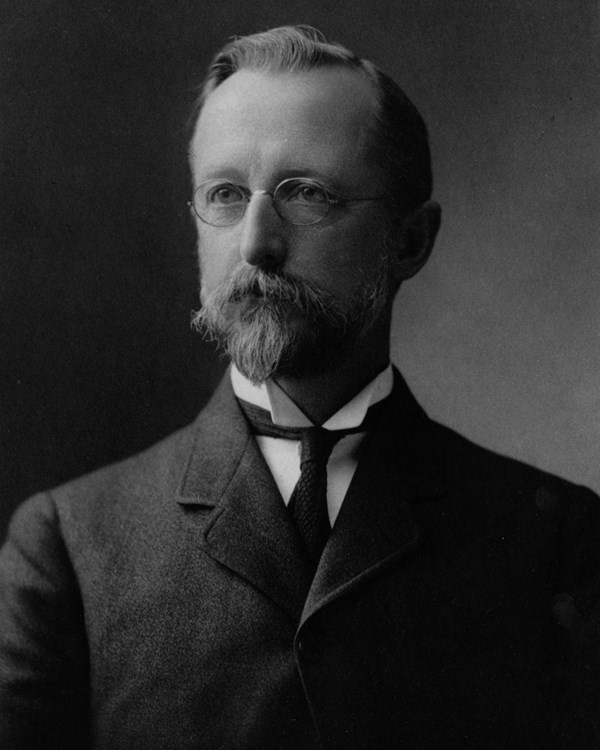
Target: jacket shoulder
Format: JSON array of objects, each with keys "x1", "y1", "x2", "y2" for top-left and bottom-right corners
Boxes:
[
  {"x1": 0, "y1": 423, "x2": 196, "y2": 576},
  {"x1": 430, "y1": 417, "x2": 598, "y2": 506},
  {"x1": 50, "y1": 421, "x2": 196, "y2": 511}
]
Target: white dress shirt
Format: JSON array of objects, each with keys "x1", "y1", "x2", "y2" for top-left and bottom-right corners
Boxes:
[{"x1": 231, "y1": 364, "x2": 393, "y2": 526}]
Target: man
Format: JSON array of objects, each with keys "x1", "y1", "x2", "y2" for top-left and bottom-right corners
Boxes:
[{"x1": 1, "y1": 25, "x2": 599, "y2": 750}]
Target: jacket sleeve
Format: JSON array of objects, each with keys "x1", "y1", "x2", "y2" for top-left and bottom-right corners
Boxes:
[{"x1": 0, "y1": 493, "x2": 89, "y2": 749}]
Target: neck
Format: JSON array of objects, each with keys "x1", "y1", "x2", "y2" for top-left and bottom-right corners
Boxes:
[{"x1": 273, "y1": 328, "x2": 391, "y2": 425}]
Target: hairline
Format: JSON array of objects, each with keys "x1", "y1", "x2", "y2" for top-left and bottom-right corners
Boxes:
[{"x1": 190, "y1": 63, "x2": 385, "y2": 186}]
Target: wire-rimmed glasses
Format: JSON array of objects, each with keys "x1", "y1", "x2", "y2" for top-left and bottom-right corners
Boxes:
[{"x1": 188, "y1": 177, "x2": 384, "y2": 227}]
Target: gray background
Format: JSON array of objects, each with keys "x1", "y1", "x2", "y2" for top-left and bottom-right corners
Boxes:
[{"x1": 1, "y1": 0, "x2": 599, "y2": 539}]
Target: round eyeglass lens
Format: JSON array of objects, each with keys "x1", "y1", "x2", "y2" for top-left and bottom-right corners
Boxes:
[
  {"x1": 273, "y1": 179, "x2": 330, "y2": 225},
  {"x1": 194, "y1": 181, "x2": 247, "y2": 226}
]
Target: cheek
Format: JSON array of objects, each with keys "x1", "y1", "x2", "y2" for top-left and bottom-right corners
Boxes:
[
  {"x1": 307, "y1": 222, "x2": 385, "y2": 290},
  {"x1": 197, "y1": 230, "x2": 240, "y2": 294}
]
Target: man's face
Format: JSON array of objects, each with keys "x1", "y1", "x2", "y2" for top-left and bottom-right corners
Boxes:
[{"x1": 189, "y1": 66, "x2": 395, "y2": 382}]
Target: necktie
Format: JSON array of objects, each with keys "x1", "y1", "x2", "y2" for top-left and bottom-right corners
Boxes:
[
  {"x1": 288, "y1": 426, "x2": 344, "y2": 565},
  {"x1": 237, "y1": 397, "x2": 389, "y2": 567}
]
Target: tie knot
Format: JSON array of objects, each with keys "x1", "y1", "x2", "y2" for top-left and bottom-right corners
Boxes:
[{"x1": 299, "y1": 427, "x2": 342, "y2": 467}]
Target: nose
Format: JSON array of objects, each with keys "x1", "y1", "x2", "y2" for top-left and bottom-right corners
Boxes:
[{"x1": 238, "y1": 191, "x2": 287, "y2": 269}]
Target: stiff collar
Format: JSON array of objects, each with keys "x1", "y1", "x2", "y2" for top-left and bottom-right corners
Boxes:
[{"x1": 230, "y1": 364, "x2": 394, "y2": 430}]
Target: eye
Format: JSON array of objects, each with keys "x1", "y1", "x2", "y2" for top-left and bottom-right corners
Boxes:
[
  {"x1": 205, "y1": 183, "x2": 245, "y2": 205},
  {"x1": 282, "y1": 180, "x2": 329, "y2": 204}
]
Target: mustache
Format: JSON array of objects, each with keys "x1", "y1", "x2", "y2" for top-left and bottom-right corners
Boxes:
[{"x1": 213, "y1": 265, "x2": 343, "y2": 318}]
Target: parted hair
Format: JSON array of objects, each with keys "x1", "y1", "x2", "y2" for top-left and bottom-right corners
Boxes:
[{"x1": 190, "y1": 25, "x2": 433, "y2": 216}]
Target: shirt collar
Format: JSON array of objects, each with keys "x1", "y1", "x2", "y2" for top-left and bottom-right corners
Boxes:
[{"x1": 230, "y1": 364, "x2": 394, "y2": 430}]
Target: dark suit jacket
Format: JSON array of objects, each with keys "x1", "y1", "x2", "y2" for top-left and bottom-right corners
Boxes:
[{"x1": 1, "y1": 371, "x2": 600, "y2": 749}]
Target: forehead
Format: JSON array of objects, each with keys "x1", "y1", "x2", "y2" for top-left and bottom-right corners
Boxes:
[{"x1": 190, "y1": 67, "x2": 380, "y2": 189}]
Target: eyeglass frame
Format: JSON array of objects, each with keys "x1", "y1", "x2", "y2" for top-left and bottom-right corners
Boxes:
[{"x1": 187, "y1": 176, "x2": 386, "y2": 227}]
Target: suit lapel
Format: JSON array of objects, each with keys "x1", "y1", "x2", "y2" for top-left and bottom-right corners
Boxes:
[
  {"x1": 301, "y1": 369, "x2": 448, "y2": 624},
  {"x1": 175, "y1": 370, "x2": 447, "y2": 625},
  {"x1": 175, "y1": 375, "x2": 312, "y2": 622}
]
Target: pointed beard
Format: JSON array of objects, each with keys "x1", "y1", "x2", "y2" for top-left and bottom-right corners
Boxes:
[{"x1": 192, "y1": 262, "x2": 391, "y2": 384}]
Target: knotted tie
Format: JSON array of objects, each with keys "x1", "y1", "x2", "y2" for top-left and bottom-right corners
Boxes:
[
  {"x1": 237, "y1": 397, "x2": 389, "y2": 567},
  {"x1": 288, "y1": 427, "x2": 345, "y2": 565}
]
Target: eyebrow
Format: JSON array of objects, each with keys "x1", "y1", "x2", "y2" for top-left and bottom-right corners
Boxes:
[
  {"x1": 193, "y1": 166, "x2": 347, "y2": 193},
  {"x1": 194, "y1": 166, "x2": 247, "y2": 183}
]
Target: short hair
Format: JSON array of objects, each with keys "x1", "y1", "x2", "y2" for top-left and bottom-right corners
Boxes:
[{"x1": 190, "y1": 25, "x2": 433, "y2": 217}]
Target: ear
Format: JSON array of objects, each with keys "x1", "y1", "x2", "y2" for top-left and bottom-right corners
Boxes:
[{"x1": 392, "y1": 200, "x2": 441, "y2": 282}]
